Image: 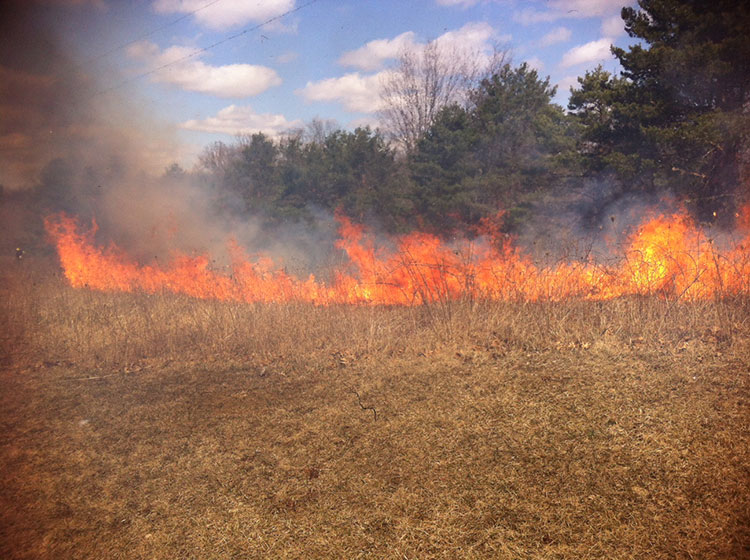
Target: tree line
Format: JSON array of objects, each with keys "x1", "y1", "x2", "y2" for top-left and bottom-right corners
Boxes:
[
  {"x1": 4, "y1": 0, "x2": 748, "y2": 252},
  {"x1": 193, "y1": 0, "x2": 747, "y2": 236}
]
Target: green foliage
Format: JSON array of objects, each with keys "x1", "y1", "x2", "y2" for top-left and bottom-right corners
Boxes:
[
  {"x1": 214, "y1": 127, "x2": 410, "y2": 231},
  {"x1": 569, "y1": 67, "x2": 630, "y2": 170},
  {"x1": 226, "y1": 133, "x2": 280, "y2": 216},
  {"x1": 209, "y1": 64, "x2": 580, "y2": 237},
  {"x1": 409, "y1": 63, "x2": 578, "y2": 233},
  {"x1": 10, "y1": 5, "x2": 749, "y2": 249},
  {"x1": 409, "y1": 104, "x2": 480, "y2": 230},
  {"x1": 470, "y1": 64, "x2": 576, "y2": 214},
  {"x1": 571, "y1": 0, "x2": 750, "y2": 221}
]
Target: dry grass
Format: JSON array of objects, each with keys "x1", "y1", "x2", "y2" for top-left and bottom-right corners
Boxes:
[{"x1": 1, "y1": 256, "x2": 749, "y2": 559}]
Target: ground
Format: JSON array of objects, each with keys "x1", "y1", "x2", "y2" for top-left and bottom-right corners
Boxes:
[{"x1": 1, "y1": 262, "x2": 748, "y2": 558}]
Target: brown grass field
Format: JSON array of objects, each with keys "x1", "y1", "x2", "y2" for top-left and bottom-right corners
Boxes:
[{"x1": 1, "y1": 256, "x2": 748, "y2": 559}]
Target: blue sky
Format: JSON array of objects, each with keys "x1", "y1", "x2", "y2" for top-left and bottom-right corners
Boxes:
[{"x1": 35, "y1": 0, "x2": 638, "y2": 166}]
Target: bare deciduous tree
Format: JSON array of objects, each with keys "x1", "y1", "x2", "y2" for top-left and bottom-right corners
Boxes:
[
  {"x1": 303, "y1": 117, "x2": 340, "y2": 145},
  {"x1": 198, "y1": 141, "x2": 237, "y2": 175},
  {"x1": 379, "y1": 40, "x2": 508, "y2": 154}
]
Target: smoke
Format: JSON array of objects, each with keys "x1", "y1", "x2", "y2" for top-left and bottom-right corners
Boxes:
[
  {"x1": 513, "y1": 177, "x2": 704, "y2": 267},
  {"x1": 3, "y1": 2, "x2": 192, "y2": 188},
  {"x1": 0, "y1": 2, "x2": 231, "y2": 260},
  {"x1": 0, "y1": 5, "x2": 80, "y2": 189},
  {"x1": 82, "y1": 170, "x2": 339, "y2": 273},
  {"x1": 0, "y1": 2, "x2": 344, "y2": 272}
]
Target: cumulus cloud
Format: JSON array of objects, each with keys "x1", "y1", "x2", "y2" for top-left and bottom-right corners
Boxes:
[
  {"x1": 434, "y1": 21, "x2": 501, "y2": 56},
  {"x1": 298, "y1": 72, "x2": 389, "y2": 113},
  {"x1": 338, "y1": 22, "x2": 500, "y2": 73},
  {"x1": 515, "y1": 0, "x2": 630, "y2": 24},
  {"x1": 152, "y1": 0, "x2": 295, "y2": 30},
  {"x1": 339, "y1": 31, "x2": 417, "y2": 71},
  {"x1": 560, "y1": 0, "x2": 631, "y2": 16},
  {"x1": 539, "y1": 26, "x2": 572, "y2": 47},
  {"x1": 301, "y1": 22, "x2": 502, "y2": 115},
  {"x1": 560, "y1": 37, "x2": 613, "y2": 67},
  {"x1": 181, "y1": 104, "x2": 301, "y2": 136},
  {"x1": 552, "y1": 74, "x2": 581, "y2": 106},
  {"x1": 127, "y1": 40, "x2": 281, "y2": 97}
]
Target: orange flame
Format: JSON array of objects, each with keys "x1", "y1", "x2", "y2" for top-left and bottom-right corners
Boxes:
[{"x1": 44, "y1": 207, "x2": 750, "y2": 305}]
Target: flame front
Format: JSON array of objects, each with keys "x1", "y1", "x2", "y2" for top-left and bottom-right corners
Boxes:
[{"x1": 44, "y1": 208, "x2": 750, "y2": 305}]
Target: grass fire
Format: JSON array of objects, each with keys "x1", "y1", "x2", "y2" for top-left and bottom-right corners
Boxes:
[{"x1": 44, "y1": 205, "x2": 750, "y2": 305}]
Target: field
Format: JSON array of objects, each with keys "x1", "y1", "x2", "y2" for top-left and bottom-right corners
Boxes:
[{"x1": 1, "y1": 256, "x2": 749, "y2": 559}]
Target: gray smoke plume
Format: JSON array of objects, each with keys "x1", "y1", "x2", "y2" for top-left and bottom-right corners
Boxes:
[{"x1": 0, "y1": 3, "x2": 342, "y2": 272}]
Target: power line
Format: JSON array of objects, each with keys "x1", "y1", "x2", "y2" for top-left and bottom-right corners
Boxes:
[
  {"x1": 74, "y1": 0, "x2": 225, "y2": 71},
  {"x1": 92, "y1": 0, "x2": 320, "y2": 99}
]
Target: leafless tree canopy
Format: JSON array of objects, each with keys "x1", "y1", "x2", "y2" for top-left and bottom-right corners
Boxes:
[
  {"x1": 379, "y1": 40, "x2": 508, "y2": 154},
  {"x1": 302, "y1": 118, "x2": 340, "y2": 145},
  {"x1": 198, "y1": 141, "x2": 237, "y2": 175}
]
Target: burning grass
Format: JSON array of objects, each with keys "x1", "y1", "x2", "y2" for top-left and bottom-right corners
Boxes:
[
  {"x1": 44, "y1": 206, "x2": 750, "y2": 306},
  {"x1": 1, "y1": 259, "x2": 749, "y2": 559}
]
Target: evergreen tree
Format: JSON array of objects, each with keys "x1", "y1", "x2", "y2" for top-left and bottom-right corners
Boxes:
[
  {"x1": 568, "y1": 66, "x2": 640, "y2": 178},
  {"x1": 409, "y1": 104, "x2": 480, "y2": 231},
  {"x1": 318, "y1": 127, "x2": 410, "y2": 228},
  {"x1": 216, "y1": 127, "x2": 410, "y2": 231},
  {"x1": 410, "y1": 63, "x2": 577, "y2": 233},
  {"x1": 571, "y1": 0, "x2": 750, "y2": 221},
  {"x1": 225, "y1": 133, "x2": 280, "y2": 216},
  {"x1": 470, "y1": 63, "x2": 576, "y2": 219}
]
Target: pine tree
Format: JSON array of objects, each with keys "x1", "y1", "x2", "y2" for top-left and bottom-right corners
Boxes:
[{"x1": 571, "y1": 0, "x2": 750, "y2": 222}]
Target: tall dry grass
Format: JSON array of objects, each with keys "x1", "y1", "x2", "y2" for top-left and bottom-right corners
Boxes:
[
  {"x1": 3, "y1": 256, "x2": 748, "y2": 371},
  {"x1": 2, "y1": 256, "x2": 749, "y2": 560}
]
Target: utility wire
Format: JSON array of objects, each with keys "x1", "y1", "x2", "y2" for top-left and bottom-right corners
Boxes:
[
  {"x1": 92, "y1": 0, "x2": 320, "y2": 99},
  {"x1": 73, "y1": 0, "x2": 225, "y2": 71}
]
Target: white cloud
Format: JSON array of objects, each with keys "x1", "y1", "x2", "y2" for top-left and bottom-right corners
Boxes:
[
  {"x1": 525, "y1": 56, "x2": 545, "y2": 72},
  {"x1": 552, "y1": 0, "x2": 627, "y2": 16},
  {"x1": 127, "y1": 40, "x2": 281, "y2": 97},
  {"x1": 539, "y1": 26, "x2": 572, "y2": 47},
  {"x1": 301, "y1": 22, "x2": 501, "y2": 115},
  {"x1": 601, "y1": 14, "x2": 625, "y2": 36},
  {"x1": 126, "y1": 40, "x2": 160, "y2": 59},
  {"x1": 338, "y1": 22, "x2": 500, "y2": 73},
  {"x1": 181, "y1": 104, "x2": 302, "y2": 136},
  {"x1": 339, "y1": 31, "x2": 417, "y2": 71},
  {"x1": 553, "y1": 74, "x2": 581, "y2": 105},
  {"x1": 274, "y1": 51, "x2": 299, "y2": 64},
  {"x1": 298, "y1": 72, "x2": 390, "y2": 113},
  {"x1": 560, "y1": 38, "x2": 613, "y2": 67},
  {"x1": 515, "y1": 0, "x2": 630, "y2": 24},
  {"x1": 152, "y1": 0, "x2": 295, "y2": 31},
  {"x1": 435, "y1": 0, "x2": 480, "y2": 6},
  {"x1": 435, "y1": 21, "x2": 500, "y2": 56},
  {"x1": 560, "y1": 0, "x2": 628, "y2": 16}
]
